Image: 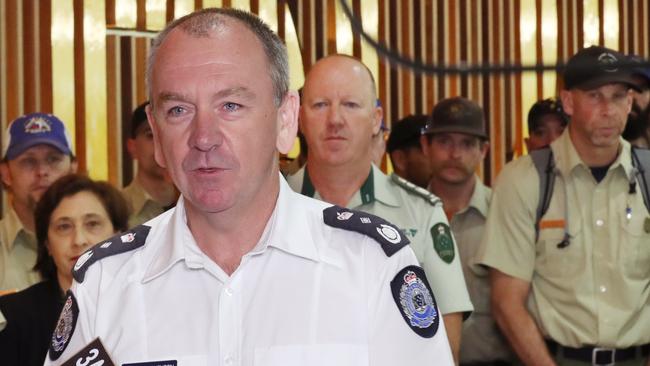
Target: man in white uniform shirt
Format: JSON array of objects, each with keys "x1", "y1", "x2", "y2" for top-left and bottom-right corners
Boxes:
[{"x1": 44, "y1": 8, "x2": 453, "y2": 366}]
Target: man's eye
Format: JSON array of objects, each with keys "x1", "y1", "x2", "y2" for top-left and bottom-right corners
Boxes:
[
  {"x1": 343, "y1": 101, "x2": 359, "y2": 108},
  {"x1": 312, "y1": 102, "x2": 327, "y2": 109},
  {"x1": 223, "y1": 102, "x2": 241, "y2": 112},
  {"x1": 167, "y1": 106, "x2": 186, "y2": 117}
]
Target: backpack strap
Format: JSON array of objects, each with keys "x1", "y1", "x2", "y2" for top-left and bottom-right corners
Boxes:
[
  {"x1": 529, "y1": 148, "x2": 556, "y2": 242},
  {"x1": 630, "y1": 146, "x2": 650, "y2": 214}
]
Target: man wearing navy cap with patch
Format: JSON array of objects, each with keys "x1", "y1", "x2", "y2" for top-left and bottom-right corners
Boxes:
[
  {"x1": 44, "y1": 8, "x2": 453, "y2": 366},
  {"x1": 478, "y1": 46, "x2": 650, "y2": 365},
  {"x1": 0, "y1": 113, "x2": 76, "y2": 293}
]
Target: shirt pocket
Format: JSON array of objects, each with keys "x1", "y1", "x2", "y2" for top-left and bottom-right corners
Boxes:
[
  {"x1": 536, "y1": 225, "x2": 584, "y2": 279},
  {"x1": 619, "y1": 210, "x2": 650, "y2": 279},
  {"x1": 254, "y1": 344, "x2": 368, "y2": 366}
]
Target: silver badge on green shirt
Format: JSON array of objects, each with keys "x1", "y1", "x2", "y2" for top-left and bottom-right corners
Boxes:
[{"x1": 431, "y1": 223, "x2": 455, "y2": 264}]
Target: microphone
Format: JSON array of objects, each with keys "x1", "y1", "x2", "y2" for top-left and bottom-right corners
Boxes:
[{"x1": 556, "y1": 232, "x2": 571, "y2": 249}]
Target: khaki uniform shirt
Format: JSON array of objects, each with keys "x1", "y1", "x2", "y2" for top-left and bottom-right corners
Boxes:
[
  {"x1": 0, "y1": 208, "x2": 39, "y2": 292},
  {"x1": 477, "y1": 130, "x2": 650, "y2": 348},
  {"x1": 122, "y1": 177, "x2": 166, "y2": 228},
  {"x1": 446, "y1": 178, "x2": 512, "y2": 363},
  {"x1": 287, "y1": 165, "x2": 473, "y2": 315}
]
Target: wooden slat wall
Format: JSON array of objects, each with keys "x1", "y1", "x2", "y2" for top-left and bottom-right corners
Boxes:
[{"x1": 1, "y1": 0, "x2": 650, "y2": 189}]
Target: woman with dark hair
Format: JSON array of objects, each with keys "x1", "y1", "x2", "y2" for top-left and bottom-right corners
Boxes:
[{"x1": 0, "y1": 174, "x2": 129, "y2": 366}]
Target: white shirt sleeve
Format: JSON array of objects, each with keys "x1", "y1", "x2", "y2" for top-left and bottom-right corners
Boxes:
[{"x1": 366, "y1": 243, "x2": 454, "y2": 365}]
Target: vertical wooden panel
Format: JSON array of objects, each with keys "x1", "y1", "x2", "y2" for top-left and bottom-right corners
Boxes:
[
  {"x1": 425, "y1": 0, "x2": 434, "y2": 112},
  {"x1": 598, "y1": 0, "x2": 605, "y2": 45},
  {"x1": 352, "y1": 0, "x2": 361, "y2": 58},
  {"x1": 448, "y1": 0, "x2": 458, "y2": 96},
  {"x1": 436, "y1": 0, "x2": 445, "y2": 100},
  {"x1": 326, "y1": 0, "x2": 336, "y2": 54},
  {"x1": 5, "y1": 0, "x2": 19, "y2": 121},
  {"x1": 378, "y1": 0, "x2": 387, "y2": 119},
  {"x1": 413, "y1": 1, "x2": 423, "y2": 114},
  {"x1": 250, "y1": 0, "x2": 258, "y2": 14},
  {"x1": 277, "y1": 0, "x2": 286, "y2": 40},
  {"x1": 166, "y1": 0, "x2": 174, "y2": 21},
  {"x1": 314, "y1": 0, "x2": 324, "y2": 59},
  {"x1": 120, "y1": 37, "x2": 134, "y2": 186},
  {"x1": 535, "y1": 0, "x2": 543, "y2": 99},
  {"x1": 514, "y1": 0, "x2": 523, "y2": 157},
  {"x1": 388, "y1": 0, "x2": 398, "y2": 124},
  {"x1": 106, "y1": 35, "x2": 120, "y2": 187},
  {"x1": 73, "y1": 0, "x2": 86, "y2": 173},
  {"x1": 399, "y1": 2, "x2": 411, "y2": 116},
  {"x1": 40, "y1": 0, "x2": 53, "y2": 113},
  {"x1": 23, "y1": 0, "x2": 36, "y2": 113},
  {"x1": 470, "y1": 0, "x2": 480, "y2": 103},
  {"x1": 576, "y1": 0, "x2": 584, "y2": 49},
  {"x1": 302, "y1": 0, "x2": 312, "y2": 72},
  {"x1": 136, "y1": 0, "x2": 146, "y2": 30}
]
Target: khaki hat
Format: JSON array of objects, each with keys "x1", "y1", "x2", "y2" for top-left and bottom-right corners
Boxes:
[{"x1": 422, "y1": 97, "x2": 487, "y2": 139}]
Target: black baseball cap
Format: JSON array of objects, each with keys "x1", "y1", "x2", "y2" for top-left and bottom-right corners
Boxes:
[
  {"x1": 563, "y1": 46, "x2": 640, "y2": 91},
  {"x1": 387, "y1": 115, "x2": 429, "y2": 153},
  {"x1": 527, "y1": 98, "x2": 568, "y2": 132},
  {"x1": 422, "y1": 97, "x2": 487, "y2": 139}
]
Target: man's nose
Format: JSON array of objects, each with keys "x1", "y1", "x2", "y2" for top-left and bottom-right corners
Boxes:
[{"x1": 189, "y1": 109, "x2": 225, "y2": 151}]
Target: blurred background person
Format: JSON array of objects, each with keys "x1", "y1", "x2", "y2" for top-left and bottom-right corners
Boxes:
[
  {"x1": 387, "y1": 114, "x2": 432, "y2": 188},
  {"x1": 0, "y1": 113, "x2": 76, "y2": 293},
  {"x1": 0, "y1": 174, "x2": 128, "y2": 366},
  {"x1": 524, "y1": 98, "x2": 568, "y2": 151},
  {"x1": 123, "y1": 102, "x2": 178, "y2": 228},
  {"x1": 421, "y1": 97, "x2": 514, "y2": 366},
  {"x1": 622, "y1": 54, "x2": 650, "y2": 147}
]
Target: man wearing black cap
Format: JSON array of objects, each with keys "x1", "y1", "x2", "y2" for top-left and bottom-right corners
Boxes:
[
  {"x1": 622, "y1": 55, "x2": 650, "y2": 148},
  {"x1": 386, "y1": 114, "x2": 432, "y2": 188},
  {"x1": 525, "y1": 98, "x2": 568, "y2": 151},
  {"x1": 421, "y1": 97, "x2": 512, "y2": 365},
  {"x1": 478, "y1": 46, "x2": 650, "y2": 365},
  {"x1": 0, "y1": 113, "x2": 76, "y2": 293},
  {"x1": 122, "y1": 102, "x2": 178, "y2": 228}
]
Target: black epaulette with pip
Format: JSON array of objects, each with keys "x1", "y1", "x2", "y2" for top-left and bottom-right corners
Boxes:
[
  {"x1": 323, "y1": 205, "x2": 409, "y2": 257},
  {"x1": 390, "y1": 173, "x2": 441, "y2": 206},
  {"x1": 72, "y1": 225, "x2": 151, "y2": 283}
]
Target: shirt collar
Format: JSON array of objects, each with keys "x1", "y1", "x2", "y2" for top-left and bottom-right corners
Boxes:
[
  {"x1": 463, "y1": 177, "x2": 491, "y2": 218},
  {"x1": 1, "y1": 207, "x2": 33, "y2": 251},
  {"x1": 299, "y1": 164, "x2": 399, "y2": 207},
  {"x1": 125, "y1": 177, "x2": 154, "y2": 215},
  {"x1": 143, "y1": 174, "x2": 321, "y2": 282},
  {"x1": 551, "y1": 128, "x2": 634, "y2": 180}
]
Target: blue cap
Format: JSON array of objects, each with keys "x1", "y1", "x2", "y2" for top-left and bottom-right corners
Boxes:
[{"x1": 3, "y1": 113, "x2": 73, "y2": 160}]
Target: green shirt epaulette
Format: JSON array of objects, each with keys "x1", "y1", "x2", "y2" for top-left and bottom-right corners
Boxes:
[{"x1": 390, "y1": 174, "x2": 441, "y2": 206}]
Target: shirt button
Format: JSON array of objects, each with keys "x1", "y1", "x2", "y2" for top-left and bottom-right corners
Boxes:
[
  {"x1": 225, "y1": 287, "x2": 233, "y2": 296},
  {"x1": 595, "y1": 219, "x2": 604, "y2": 226},
  {"x1": 224, "y1": 356, "x2": 234, "y2": 365},
  {"x1": 600, "y1": 286, "x2": 607, "y2": 293}
]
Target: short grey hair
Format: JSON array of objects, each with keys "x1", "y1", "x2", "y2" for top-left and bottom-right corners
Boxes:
[{"x1": 147, "y1": 8, "x2": 289, "y2": 106}]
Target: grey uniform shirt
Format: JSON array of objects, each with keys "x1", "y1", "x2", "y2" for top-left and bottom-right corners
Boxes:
[{"x1": 287, "y1": 164, "x2": 473, "y2": 316}]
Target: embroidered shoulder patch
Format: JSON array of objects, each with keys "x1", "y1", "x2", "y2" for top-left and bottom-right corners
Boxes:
[
  {"x1": 60, "y1": 338, "x2": 115, "y2": 366},
  {"x1": 431, "y1": 223, "x2": 455, "y2": 264},
  {"x1": 390, "y1": 173, "x2": 441, "y2": 206},
  {"x1": 73, "y1": 225, "x2": 151, "y2": 283},
  {"x1": 49, "y1": 291, "x2": 79, "y2": 361},
  {"x1": 390, "y1": 265, "x2": 439, "y2": 338},
  {"x1": 323, "y1": 205, "x2": 409, "y2": 257}
]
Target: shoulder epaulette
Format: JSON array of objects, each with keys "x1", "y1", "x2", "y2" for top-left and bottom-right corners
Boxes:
[
  {"x1": 390, "y1": 173, "x2": 441, "y2": 206},
  {"x1": 323, "y1": 205, "x2": 409, "y2": 257},
  {"x1": 72, "y1": 224, "x2": 151, "y2": 283}
]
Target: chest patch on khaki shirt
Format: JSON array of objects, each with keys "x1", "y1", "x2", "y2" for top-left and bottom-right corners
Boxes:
[{"x1": 323, "y1": 205, "x2": 409, "y2": 256}]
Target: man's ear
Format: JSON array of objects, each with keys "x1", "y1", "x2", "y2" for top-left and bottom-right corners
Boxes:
[
  {"x1": 146, "y1": 104, "x2": 167, "y2": 169},
  {"x1": 0, "y1": 162, "x2": 12, "y2": 188},
  {"x1": 480, "y1": 140, "x2": 490, "y2": 159},
  {"x1": 419, "y1": 135, "x2": 431, "y2": 157},
  {"x1": 277, "y1": 91, "x2": 300, "y2": 154},
  {"x1": 70, "y1": 159, "x2": 78, "y2": 174},
  {"x1": 372, "y1": 103, "x2": 384, "y2": 135},
  {"x1": 560, "y1": 89, "x2": 574, "y2": 117},
  {"x1": 126, "y1": 139, "x2": 137, "y2": 160}
]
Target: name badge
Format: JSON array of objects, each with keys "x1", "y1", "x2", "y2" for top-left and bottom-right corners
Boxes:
[{"x1": 61, "y1": 338, "x2": 115, "y2": 366}]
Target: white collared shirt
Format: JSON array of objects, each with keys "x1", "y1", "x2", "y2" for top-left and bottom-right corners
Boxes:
[{"x1": 45, "y1": 176, "x2": 453, "y2": 366}]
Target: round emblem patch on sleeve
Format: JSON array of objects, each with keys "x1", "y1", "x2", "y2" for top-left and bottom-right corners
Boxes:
[
  {"x1": 431, "y1": 223, "x2": 455, "y2": 264},
  {"x1": 390, "y1": 265, "x2": 439, "y2": 338},
  {"x1": 49, "y1": 290, "x2": 79, "y2": 361}
]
